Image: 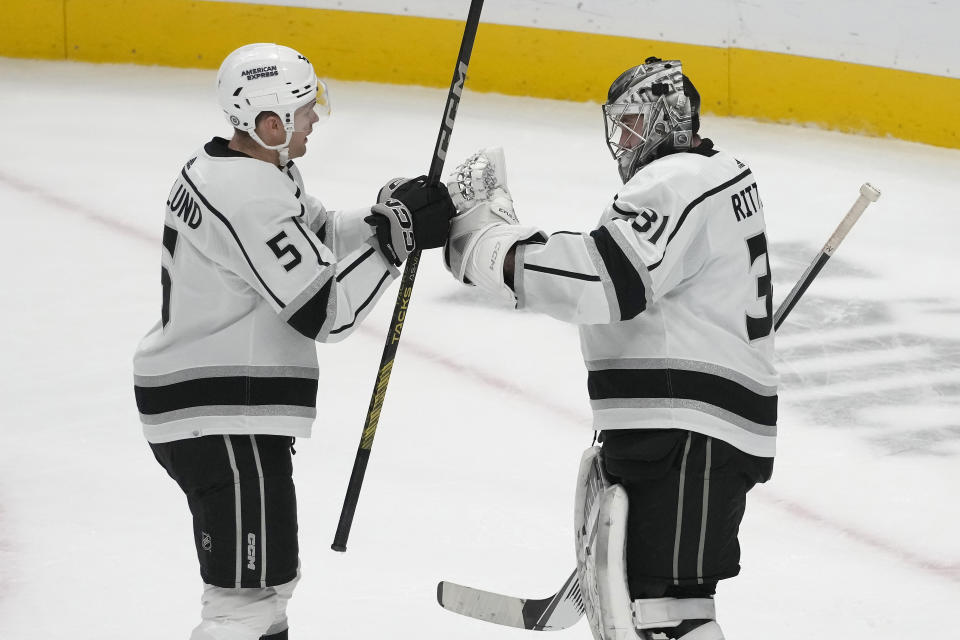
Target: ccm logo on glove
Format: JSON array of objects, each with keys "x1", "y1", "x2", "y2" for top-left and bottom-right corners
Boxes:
[
  {"x1": 385, "y1": 200, "x2": 415, "y2": 251},
  {"x1": 367, "y1": 176, "x2": 456, "y2": 266}
]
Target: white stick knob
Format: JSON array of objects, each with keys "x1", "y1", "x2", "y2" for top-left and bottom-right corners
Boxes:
[{"x1": 860, "y1": 182, "x2": 881, "y2": 202}]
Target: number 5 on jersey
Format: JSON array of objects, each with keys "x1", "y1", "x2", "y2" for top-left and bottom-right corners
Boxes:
[{"x1": 267, "y1": 231, "x2": 303, "y2": 272}]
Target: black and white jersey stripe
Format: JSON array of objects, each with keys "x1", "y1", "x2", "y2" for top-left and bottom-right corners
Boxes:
[
  {"x1": 291, "y1": 215, "x2": 329, "y2": 266},
  {"x1": 328, "y1": 270, "x2": 392, "y2": 337},
  {"x1": 589, "y1": 223, "x2": 651, "y2": 320},
  {"x1": 279, "y1": 269, "x2": 336, "y2": 339},
  {"x1": 516, "y1": 225, "x2": 653, "y2": 324},
  {"x1": 516, "y1": 232, "x2": 614, "y2": 324},
  {"x1": 134, "y1": 365, "x2": 319, "y2": 426},
  {"x1": 586, "y1": 358, "x2": 777, "y2": 437}
]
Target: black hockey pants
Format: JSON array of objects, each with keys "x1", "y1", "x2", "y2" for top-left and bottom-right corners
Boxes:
[{"x1": 600, "y1": 429, "x2": 773, "y2": 599}]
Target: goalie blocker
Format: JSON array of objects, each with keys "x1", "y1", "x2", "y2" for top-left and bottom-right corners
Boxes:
[{"x1": 575, "y1": 433, "x2": 772, "y2": 640}]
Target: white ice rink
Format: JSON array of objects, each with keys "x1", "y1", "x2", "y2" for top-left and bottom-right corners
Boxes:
[{"x1": 1, "y1": 58, "x2": 958, "y2": 639}]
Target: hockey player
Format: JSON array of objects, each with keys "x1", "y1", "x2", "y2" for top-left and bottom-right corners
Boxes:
[
  {"x1": 444, "y1": 58, "x2": 776, "y2": 640},
  {"x1": 133, "y1": 43, "x2": 454, "y2": 640}
]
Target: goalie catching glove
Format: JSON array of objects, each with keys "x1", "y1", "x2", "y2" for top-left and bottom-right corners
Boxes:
[
  {"x1": 366, "y1": 175, "x2": 455, "y2": 266},
  {"x1": 444, "y1": 148, "x2": 545, "y2": 302}
]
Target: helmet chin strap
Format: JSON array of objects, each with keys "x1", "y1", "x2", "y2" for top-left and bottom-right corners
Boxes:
[{"x1": 249, "y1": 128, "x2": 294, "y2": 166}]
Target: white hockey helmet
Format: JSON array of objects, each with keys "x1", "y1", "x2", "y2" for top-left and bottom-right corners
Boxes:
[
  {"x1": 216, "y1": 43, "x2": 331, "y2": 159},
  {"x1": 602, "y1": 57, "x2": 700, "y2": 182}
]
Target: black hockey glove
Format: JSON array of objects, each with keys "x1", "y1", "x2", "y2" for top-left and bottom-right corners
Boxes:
[
  {"x1": 377, "y1": 177, "x2": 413, "y2": 203},
  {"x1": 366, "y1": 176, "x2": 455, "y2": 266}
]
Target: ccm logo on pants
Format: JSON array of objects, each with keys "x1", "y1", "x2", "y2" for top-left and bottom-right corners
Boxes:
[{"x1": 247, "y1": 533, "x2": 257, "y2": 571}]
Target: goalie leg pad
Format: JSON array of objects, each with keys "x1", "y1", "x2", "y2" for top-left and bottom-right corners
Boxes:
[
  {"x1": 633, "y1": 597, "x2": 723, "y2": 639},
  {"x1": 635, "y1": 620, "x2": 724, "y2": 640},
  {"x1": 668, "y1": 621, "x2": 724, "y2": 640},
  {"x1": 574, "y1": 447, "x2": 642, "y2": 640},
  {"x1": 632, "y1": 597, "x2": 715, "y2": 629},
  {"x1": 575, "y1": 448, "x2": 724, "y2": 640}
]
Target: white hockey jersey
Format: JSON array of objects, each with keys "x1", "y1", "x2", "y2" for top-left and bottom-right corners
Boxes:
[
  {"x1": 133, "y1": 138, "x2": 399, "y2": 443},
  {"x1": 514, "y1": 141, "x2": 778, "y2": 457}
]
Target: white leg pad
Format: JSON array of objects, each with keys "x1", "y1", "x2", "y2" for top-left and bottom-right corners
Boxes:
[
  {"x1": 190, "y1": 574, "x2": 299, "y2": 640},
  {"x1": 678, "y1": 620, "x2": 725, "y2": 640},
  {"x1": 575, "y1": 447, "x2": 643, "y2": 640},
  {"x1": 632, "y1": 597, "x2": 716, "y2": 629},
  {"x1": 575, "y1": 448, "x2": 724, "y2": 640}
]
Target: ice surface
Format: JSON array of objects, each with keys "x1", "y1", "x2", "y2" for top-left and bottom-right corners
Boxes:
[{"x1": 1, "y1": 58, "x2": 958, "y2": 638}]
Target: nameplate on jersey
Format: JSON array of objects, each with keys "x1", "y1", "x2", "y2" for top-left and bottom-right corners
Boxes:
[
  {"x1": 731, "y1": 181, "x2": 762, "y2": 222},
  {"x1": 167, "y1": 182, "x2": 203, "y2": 229}
]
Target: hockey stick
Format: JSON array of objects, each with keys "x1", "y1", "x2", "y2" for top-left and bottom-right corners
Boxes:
[
  {"x1": 438, "y1": 570, "x2": 584, "y2": 631},
  {"x1": 436, "y1": 182, "x2": 881, "y2": 628},
  {"x1": 331, "y1": 0, "x2": 485, "y2": 553},
  {"x1": 773, "y1": 182, "x2": 881, "y2": 330}
]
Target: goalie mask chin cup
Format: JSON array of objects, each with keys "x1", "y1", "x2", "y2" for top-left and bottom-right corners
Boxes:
[
  {"x1": 603, "y1": 57, "x2": 700, "y2": 183},
  {"x1": 217, "y1": 43, "x2": 331, "y2": 162}
]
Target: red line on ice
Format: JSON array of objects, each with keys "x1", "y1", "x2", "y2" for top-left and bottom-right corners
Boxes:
[
  {"x1": 0, "y1": 171, "x2": 155, "y2": 245},
  {"x1": 755, "y1": 492, "x2": 960, "y2": 583}
]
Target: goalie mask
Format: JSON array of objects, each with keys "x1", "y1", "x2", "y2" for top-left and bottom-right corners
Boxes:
[
  {"x1": 603, "y1": 57, "x2": 700, "y2": 183},
  {"x1": 217, "y1": 43, "x2": 331, "y2": 163}
]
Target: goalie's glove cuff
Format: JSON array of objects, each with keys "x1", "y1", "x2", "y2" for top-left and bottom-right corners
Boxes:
[
  {"x1": 445, "y1": 189, "x2": 522, "y2": 275},
  {"x1": 454, "y1": 224, "x2": 546, "y2": 303}
]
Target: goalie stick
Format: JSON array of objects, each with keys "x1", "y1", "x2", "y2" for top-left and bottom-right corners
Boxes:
[
  {"x1": 436, "y1": 183, "x2": 881, "y2": 630},
  {"x1": 438, "y1": 570, "x2": 584, "y2": 631},
  {"x1": 774, "y1": 182, "x2": 880, "y2": 330},
  {"x1": 331, "y1": 0, "x2": 485, "y2": 553}
]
